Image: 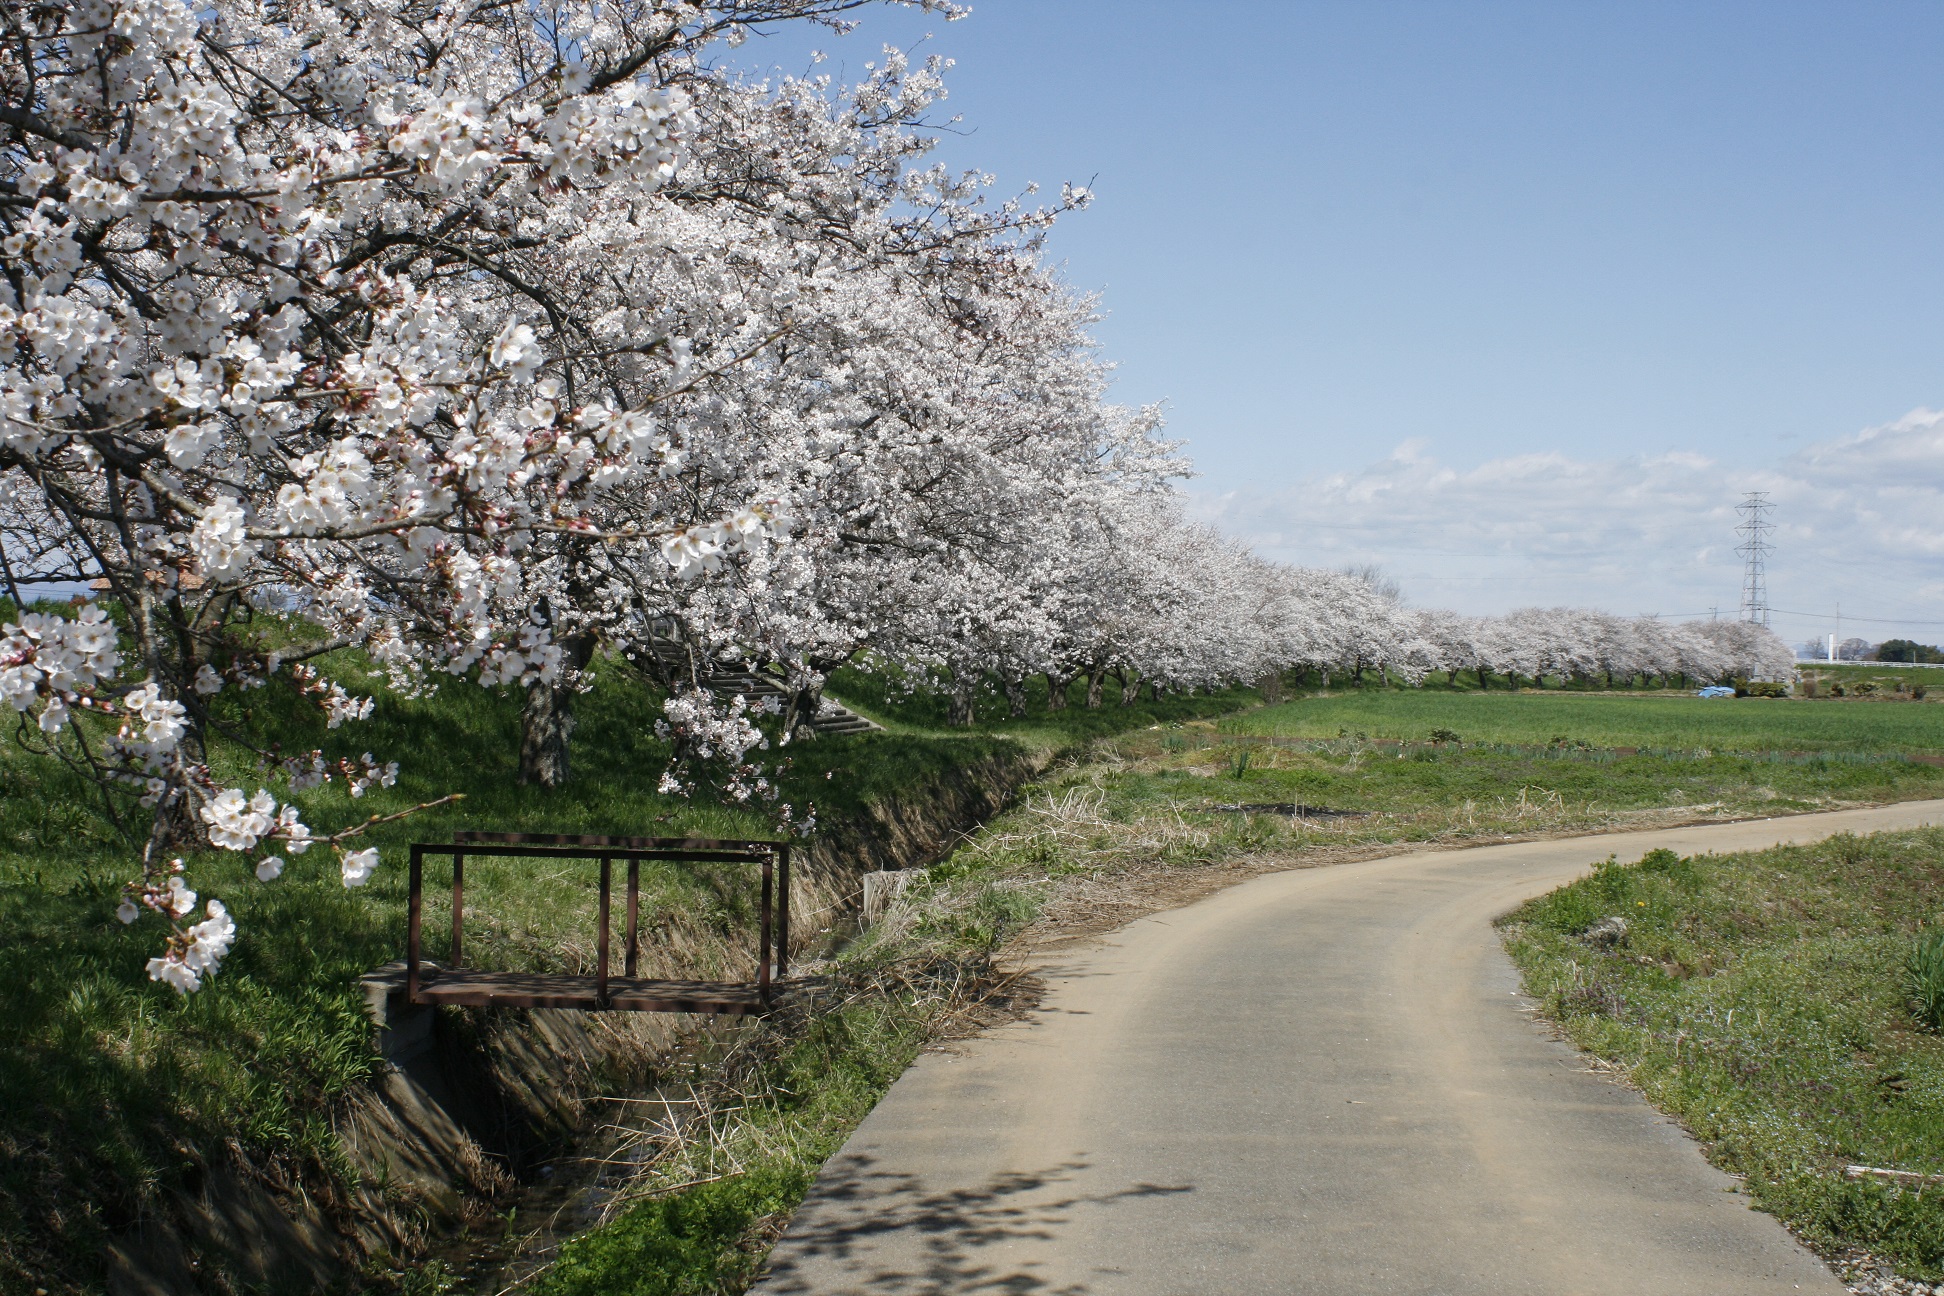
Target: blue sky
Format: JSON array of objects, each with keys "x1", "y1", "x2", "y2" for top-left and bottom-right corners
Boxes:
[{"x1": 738, "y1": 1, "x2": 1944, "y2": 647}]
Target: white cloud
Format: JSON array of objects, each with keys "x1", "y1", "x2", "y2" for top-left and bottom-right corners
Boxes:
[{"x1": 1191, "y1": 408, "x2": 1944, "y2": 647}]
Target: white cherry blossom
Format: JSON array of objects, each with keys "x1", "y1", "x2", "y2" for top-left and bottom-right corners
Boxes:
[{"x1": 340, "y1": 848, "x2": 380, "y2": 888}]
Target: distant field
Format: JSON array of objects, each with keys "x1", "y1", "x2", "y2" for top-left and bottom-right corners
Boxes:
[{"x1": 1224, "y1": 690, "x2": 1944, "y2": 754}]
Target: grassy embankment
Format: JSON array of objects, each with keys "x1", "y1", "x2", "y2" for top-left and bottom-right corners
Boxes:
[
  {"x1": 522, "y1": 688, "x2": 1944, "y2": 1296},
  {"x1": 0, "y1": 624, "x2": 1247, "y2": 1295},
  {"x1": 1500, "y1": 830, "x2": 1944, "y2": 1281}
]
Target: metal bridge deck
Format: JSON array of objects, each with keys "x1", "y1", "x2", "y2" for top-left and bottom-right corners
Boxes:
[{"x1": 412, "y1": 968, "x2": 769, "y2": 1014}]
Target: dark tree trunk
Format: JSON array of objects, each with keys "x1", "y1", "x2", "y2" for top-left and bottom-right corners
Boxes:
[
  {"x1": 519, "y1": 633, "x2": 595, "y2": 787},
  {"x1": 1085, "y1": 666, "x2": 1107, "y2": 709},
  {"x1": 784, "y1": 679, "x2": 825, "y2": 742},
  {"x1": 1117, "y1": 666, "x2": 1141, "y2": 707},
  {"x1": 1045, "y1": 670, "x2": 1075, "y2": 711},
  {"x1": 1004, "y1": 675, "x2": 1028, "y2": 719},
  {"x1": 948, "y1": 677, "x2": 976, "y2": 727}
]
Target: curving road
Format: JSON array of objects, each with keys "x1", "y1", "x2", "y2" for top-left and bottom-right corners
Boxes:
[{"x1": 757, "y1": 800, "x2": 1944, "y2": 1296}]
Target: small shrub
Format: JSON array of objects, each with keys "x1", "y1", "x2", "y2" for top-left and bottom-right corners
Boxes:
[
  {"x1": 1831, "y1": 684, "x2": 1847, "y2": 697},
  {"x1": 1530, "y1": 882, "x2": 1606, "y2": 936},
  {"x1": 1909, "y1": 930, "x2": 1944, "y2": 1031},
  {"x1": 1914, "y1": 684, "x2": 1928, "y2": 701},
  {"x1": 1429, "y1": 728, "x2": 1461, "y2": 744},
  {"x1": 533, "y1": 1167, "x2": 809, "y2": 1296},
  {"x1": 1227, "y1": 748, "x2": 1253, "y2": 779},
  {"x1": 1635, "y1": 846, "x2": 1698, "y2": 888},
  {"x1": 1855, "y1": 681, "x2": 1880, "y2": 697}
]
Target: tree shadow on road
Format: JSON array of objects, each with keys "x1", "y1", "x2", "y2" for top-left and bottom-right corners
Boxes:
[{"x1": 755, "y1": 1153, "x2": 1192, "y2": 1294}]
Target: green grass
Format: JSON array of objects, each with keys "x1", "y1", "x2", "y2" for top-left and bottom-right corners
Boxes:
[
  {"x1": 1114, "y1": 733, "x2": 1943, "y2": 828},
  {"x1": 1910, "y1": 931, "x2": 1944, "y2": 1033},
  {"x1": 0, "y1": 631, "x2": 1251, "y2": 1294},
  {"x1": 1501, "y1": 831, "x2": 1944, "y2": 1278},
  {"x1": 1226, "y1": 689, "x2": 1944, "y2": 754}
]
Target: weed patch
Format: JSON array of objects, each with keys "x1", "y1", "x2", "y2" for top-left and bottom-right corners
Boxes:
[
  {"x1": 1501, "y1": 829, "x2": 1944, "y2": 1279},
  {"x1": 1910, "y1": 931, "x2": 1944, "y2": 1032}
]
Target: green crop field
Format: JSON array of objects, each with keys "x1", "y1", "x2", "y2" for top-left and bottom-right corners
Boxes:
[{"x1": 1225, "y1": 689, "x2": 1944, "y2": 754}]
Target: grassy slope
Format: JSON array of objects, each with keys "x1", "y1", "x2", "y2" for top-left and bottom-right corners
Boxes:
[
  {"x1": 526, "y1": 994, "x2": 935, "y2": 1296},
  {"x1": 1227, "y1": 688, "x2": 1944, "y2": 754},
  {"x1": 823, "y1": 664, "x2": 1248, "y2": 746},
  {"x1": 1500, "y1": 832, "x2": 1944, "y2": 1279},
  {"x1": 0, "y1": 640, "x2": 1247, "y2": 1294}
]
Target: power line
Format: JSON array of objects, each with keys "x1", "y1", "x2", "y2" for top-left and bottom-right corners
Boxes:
[
  {"x1": 1768, "y1": 608, "x2": 1944, "y2": 627},
  {"x1": 1735, "y1": 491, "x2": 1773, "y2": 630}
]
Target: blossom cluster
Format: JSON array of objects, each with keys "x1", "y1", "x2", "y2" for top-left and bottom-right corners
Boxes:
[
  {"x1": 0, "y1": 606, "x2": 120, "y2": 731},
  {"x1": 116, "y1": 858, "x2": 237, "y2": 994},
  {"x1": 654, "y1": 692, "x2": 772, "y2": 800}
]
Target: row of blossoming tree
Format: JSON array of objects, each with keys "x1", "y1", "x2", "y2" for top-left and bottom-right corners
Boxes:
[
  {"x1": 934, "y1": 542, "x2": 1798, "y2": 713},
  {"x1": 0, "y1": 0, "x2": 1794, "y2": 992}
]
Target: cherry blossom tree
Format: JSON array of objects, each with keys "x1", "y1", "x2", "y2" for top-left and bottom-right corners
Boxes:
[{"x1": 0, "y1": 0, "x2": 970, "y2": 989}]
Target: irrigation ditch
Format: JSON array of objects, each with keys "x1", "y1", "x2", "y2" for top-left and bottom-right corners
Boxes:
[{"x1": 101, "y1": 746, "x2": 1041, "y2": 1296}]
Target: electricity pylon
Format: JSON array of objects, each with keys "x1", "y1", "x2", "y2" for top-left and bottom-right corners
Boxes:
[{"x1": 1735, "y1": 492, "x2": 1772, "y2": 629}]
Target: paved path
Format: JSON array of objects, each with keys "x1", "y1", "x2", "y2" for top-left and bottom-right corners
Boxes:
[{"x1": 757, "y1": 801, "x2": 1944, "y2": 1295}]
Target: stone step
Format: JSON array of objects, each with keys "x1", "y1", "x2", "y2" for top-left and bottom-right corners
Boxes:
[{"x1": 813, "y1": 718, "x2": 879, "y2": 735}]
